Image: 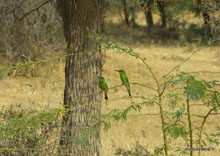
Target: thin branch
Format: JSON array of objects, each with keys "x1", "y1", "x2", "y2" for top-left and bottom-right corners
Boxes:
[
  {"x1": 164, "y1": 40, "x2": 216, "y2": 77},
  {"x1": 159, "y1": 81, "x2": 166, "y2": 96},
  {"x1": 108, "y1": 84, "x2": 123, "y2": 90},
  {"x1": 5, "y1": 0, "x2": 25, "y2": 16},
  {"x1": 131, "y1": 83, "x2": 157, "y2": 92},
  {"x1": 198, "y1": 105, "x2": 220, "y2": 156},
  {"x1": 19, "y1": 0, "x2": 53, "y2": 20},
  {"x1": 188, "y1": 71, "x2": 220, "y2": 74},
  {"x1": 186, "y1": 80, "x2": 193, "y2": 156},
  {"x1": 63, "y1": 112, "x2": 207, "y2": 118}
]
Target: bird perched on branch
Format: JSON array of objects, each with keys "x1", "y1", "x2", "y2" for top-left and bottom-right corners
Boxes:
[
  {"x1": 98, "y1": 76, "x2": 108, "y2": 101},
  {"x1": 115, "y1": 70, "x2": 132, "y2": 97}
]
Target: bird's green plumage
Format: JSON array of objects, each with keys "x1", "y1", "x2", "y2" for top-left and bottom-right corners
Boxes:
[
  {"x1": 116, "y1": 70, "x2": 132, "y2": 97},
  {"x1": 98, "y1": 77, "x2": 108, "y2": 100}
]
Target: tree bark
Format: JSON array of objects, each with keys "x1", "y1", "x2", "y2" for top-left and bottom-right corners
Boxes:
[
  {"x1": 121, "y1": 0, "x2": 129, "y2": 25},
  {"x1": 57, "y1": 0, "x2": 102, "y2": 155}
]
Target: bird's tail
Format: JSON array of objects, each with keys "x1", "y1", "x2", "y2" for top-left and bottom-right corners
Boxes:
[
  {"x1": 104, "y1": 92, "x2": 108, "y2": 100},
  {"x1": 125, "y1": 84, "x2": 132, "y2": 97}
]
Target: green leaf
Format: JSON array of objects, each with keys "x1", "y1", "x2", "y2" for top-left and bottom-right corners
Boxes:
[
  {"x1": 88, "y1": 34, "x2": 93, "y2": 39},
  {"x1": 184, "y1": 78, "x2": 206, "y2": 101},
  {"x1": 100, "y1": 41, "x2": 106, "y2": 46},
  {"x1": 167, "y1": 94, "x2": 182, "y2": 110},
  {"x1": 85, "y1": 49, "x2": 92, "y2": 54},
  {"x1": 95, "y1": 34, "x2": 102, "y2": 41},
  {"x1": 173, "y1": 110, "x2": 183, "y2": 121}
]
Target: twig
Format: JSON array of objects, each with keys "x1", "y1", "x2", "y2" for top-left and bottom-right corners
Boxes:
[
  {"x1": 19, "y1": 0, "x2": 53, "y2": 20},
  {"x1": 5, "y1": 0, "x2": 25, "y2": 16},
  {"x1": 131, "y1": 83, "x2": 157, "y2": 92},
  {"x1": 188, "y1": 71, "x2": 220, "y2": 74},
  {"x1": 165, "y1": 40, "x2": 215, "y2": 77},
  {"x1": 159, "y1": 81, "x2": 166, "y2": 96},
  {"x1": 186, "y1": 80, "x2": 193, "y2": 156},
  {"x1": 108, "y1": 84, "x2": 123, "y2": 90},
  {"x1": 198, "y1": 105, "x2": 220, "y2": 156}
]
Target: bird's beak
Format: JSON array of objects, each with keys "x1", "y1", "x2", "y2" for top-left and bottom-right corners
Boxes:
[{"x1": 115, "y1": 70, "x2": 120, "y2": 72}]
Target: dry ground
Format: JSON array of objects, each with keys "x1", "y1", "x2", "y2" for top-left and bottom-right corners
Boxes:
[{"x1": 1, "y1": 11, "x2": 220, "y2": 155}]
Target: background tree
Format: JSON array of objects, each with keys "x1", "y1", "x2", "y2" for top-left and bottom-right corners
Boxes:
[
  {"x1": 121, "y1": 0, "x2": 130, "y2": 25},
  {"x1": 157, "y1": 1, "x2": 166, "y2": 27},
  {"x1": 56, "y1": 0, "x2": 102, "y2": 155},
  {"x1": 120, "y1": 0, "x2": 138, "y2": 27},
  {"x1": 0, "y1": 0, "x2": 63, "y2": 67},
  {"x1": 139, "y1": 0, "x2": 167, "y2": 28},
  {"x1": 140, "y1": 0, "x2": 154, "y2": 28},
  {"x1": 129, "y1": 0, "x2": 138, "y2": 27}
]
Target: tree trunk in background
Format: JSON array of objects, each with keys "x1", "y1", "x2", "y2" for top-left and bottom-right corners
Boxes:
[
  {"x1": 157, "y1": 1, "x2": 166, "y2": 28},
  {"x1": 129, "y1": 0, "x2": 138, "y2": 27},
  {"x1": 197, "y1": 0, "x2": 211, "y2": 36},
  {"x1": 121, "y1": 0, "x2": 129, "y2": 25},
  {"x1": 144, "y1": 0, "x2": 153, "y2": 28},
  {"x1": 202, "y1": 11, "x2": 211, "y2": 37},
  {"x1": 145, "y1": 10, "x2": 153, "y2": 28},
  {"x1": 197, "y1": 0, "x2": 210, "y2": 25},
  {"x1": 202, "y1": 12, "x2": 210, "y2": 26},
  {"x1": 130, "y1": 7, "x2": 135, "y2": 25},
  {"x1": 57, "y1": 0, "x2": 102, "y2": 155}
]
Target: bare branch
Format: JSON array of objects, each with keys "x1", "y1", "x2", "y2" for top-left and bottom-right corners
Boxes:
[
  {"x1": 164, "y1": 40, "x2": 218, "y2": 78},
  {"x1": 19, "y1": 0, "x2": 53, "y2": 20},
  {"x1": 5, "y1": 0, "x2": 25, "y2": 16},
  {"x1": 188, "y1": 71, "x2": 220, "y2": 74}
]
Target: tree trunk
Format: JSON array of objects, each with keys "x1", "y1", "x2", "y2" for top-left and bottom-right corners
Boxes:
[
  {"x1": 57, "y1": 0, "x2": 102, "y2": 155},
  {"x1": 202, "y1": 12, "x2": 210, "y2": 26},
  {"x1": 144, "y1": 0, "x2": 153, "y2": 28},
  {"x1": 121, "y1": 0, "x2": 129, "y2": 25},
  {"x1": 197, "y1": 0, "x2": 211, "y2": 36},
  {"x1": 130, "y1": 7, "x2": 135, "y2": 24},
  {"x1": 145, "y1": 10, "x2": 153, "y2": 28},
  {"x1": 157, "y1": 1, "x2": 166, "y2": 28}
]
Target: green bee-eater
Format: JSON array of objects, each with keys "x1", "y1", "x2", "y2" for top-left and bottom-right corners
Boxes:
[
  {"x1": 98, "y1": 77, "x2": 108, "y2": 100},
  {"x1": 116, "y1": 70, "x2": 132, "y2": 97}
]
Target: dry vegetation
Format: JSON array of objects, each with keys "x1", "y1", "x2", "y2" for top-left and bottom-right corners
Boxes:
[{"x1": 1, "y1": 11, "x2": 220, "y2": 156}]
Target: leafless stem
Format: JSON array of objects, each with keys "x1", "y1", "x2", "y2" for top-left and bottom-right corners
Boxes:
[
  {"x1": 5, "y1": 0, "x2": 25, "y2": 16},
  {"x1": 165, "y1": 40, "x2": 215, "y2": 77},
  {"x1": 19, "y1": 0, "x2": 53, "y2": 20},
  {"x1": 198, "y1": 106, "x2": 220, "y2": 156}
]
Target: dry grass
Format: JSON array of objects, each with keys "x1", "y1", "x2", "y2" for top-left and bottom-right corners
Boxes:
[{"x1": 1, "y1": 12, "x2": 220, "y2": 156}]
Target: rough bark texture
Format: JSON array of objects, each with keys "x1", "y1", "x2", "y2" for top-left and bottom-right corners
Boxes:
[{"x1": 57, "y1": 0, "x2": 102, "y2": 155}]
